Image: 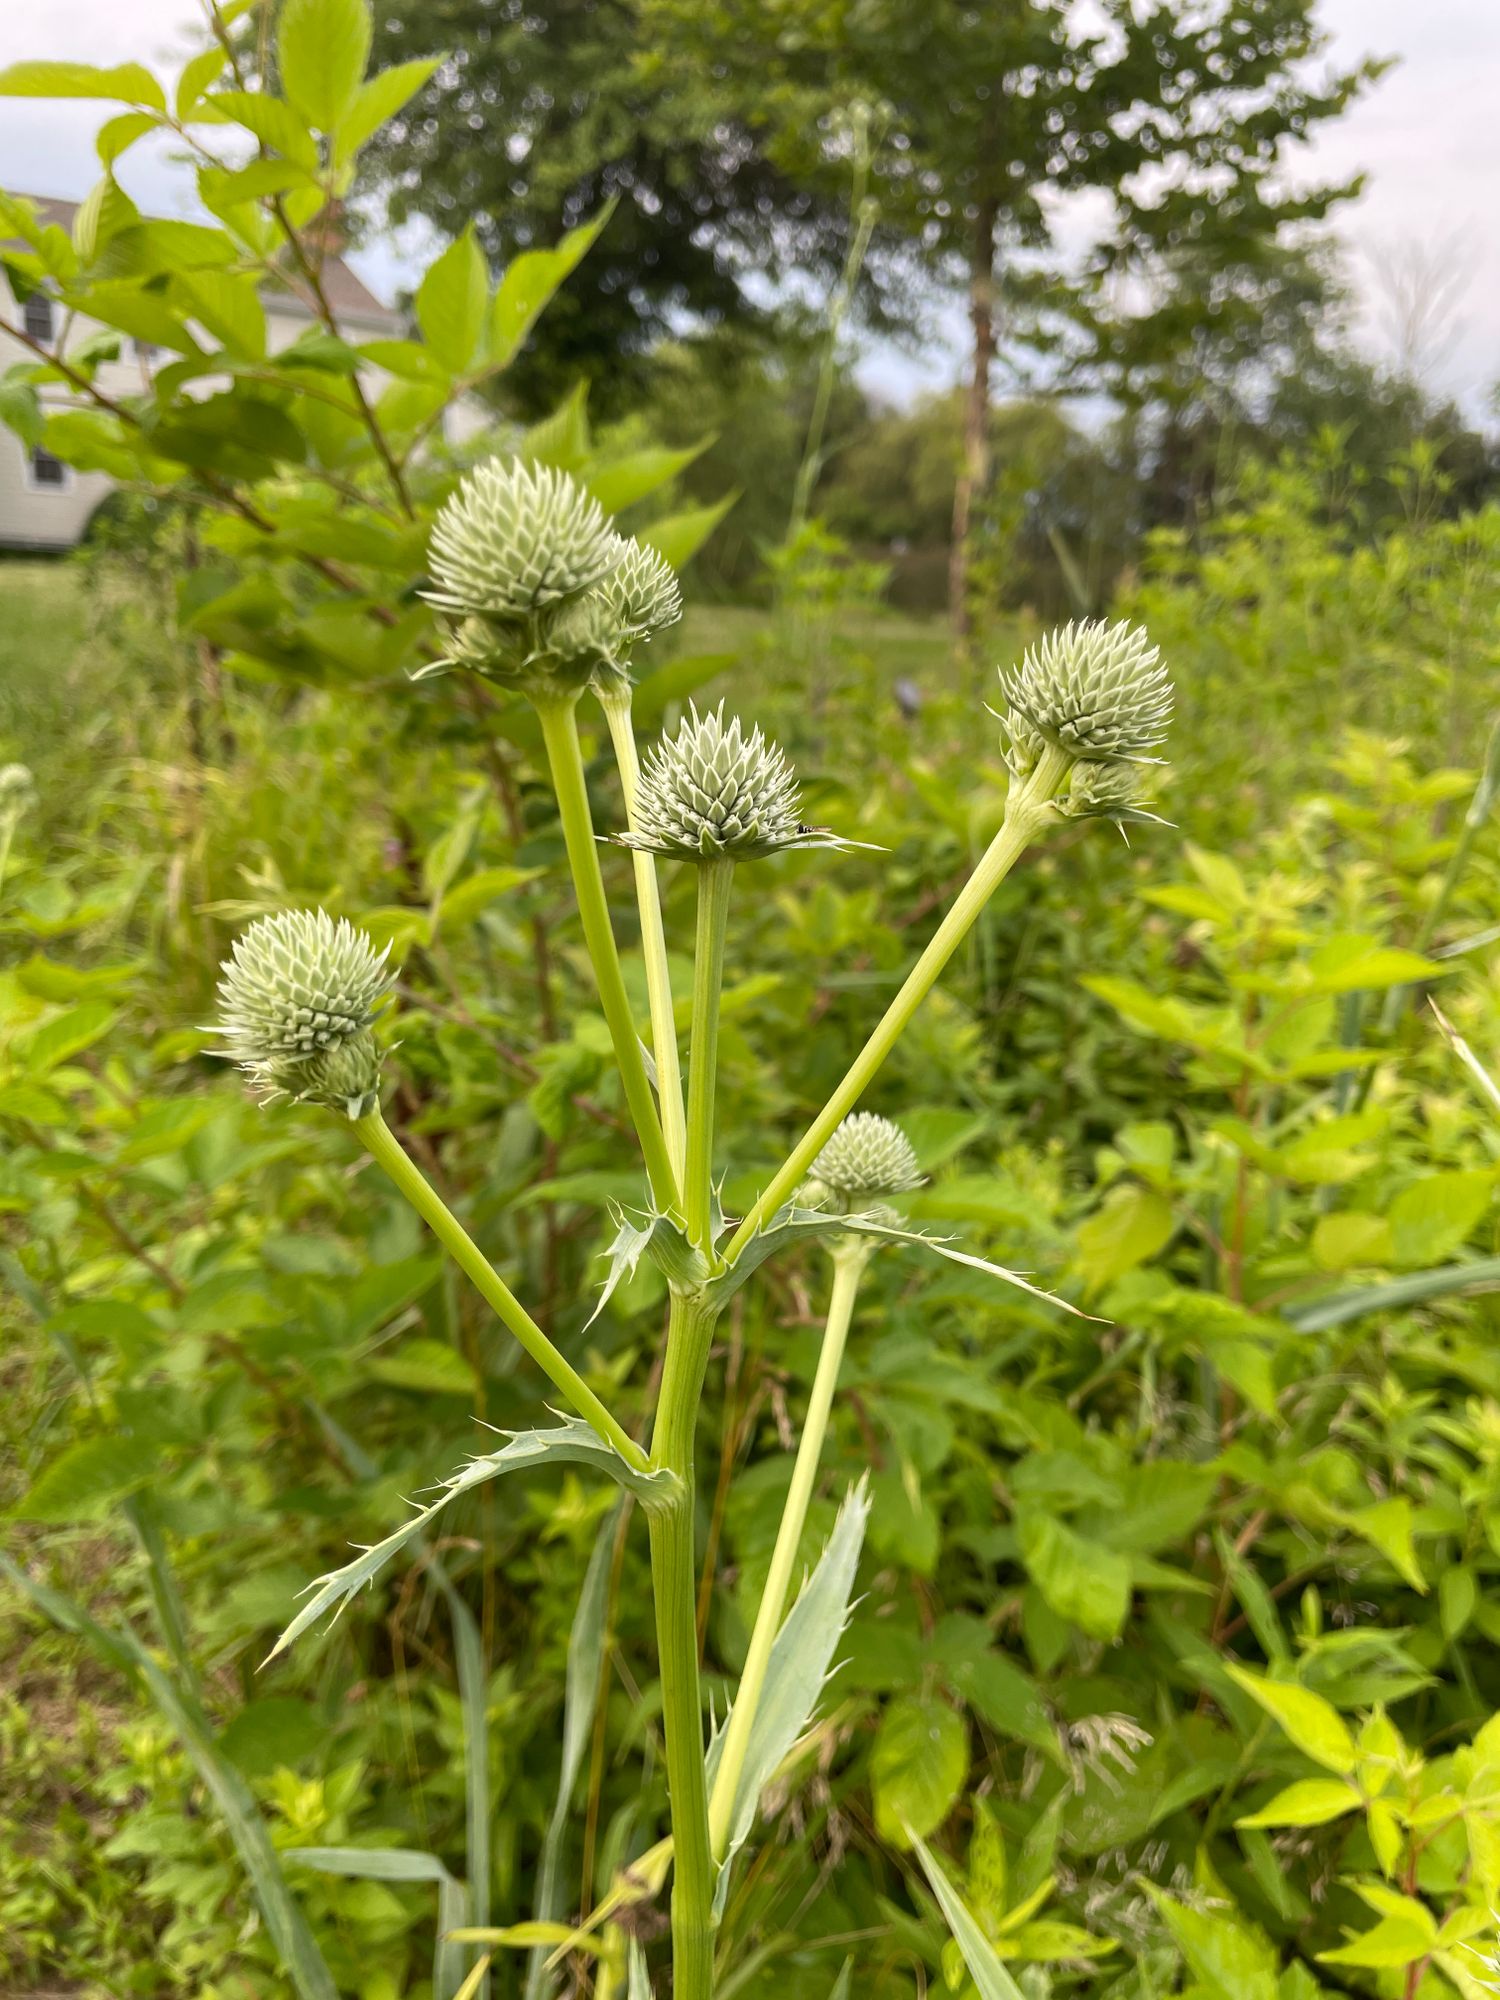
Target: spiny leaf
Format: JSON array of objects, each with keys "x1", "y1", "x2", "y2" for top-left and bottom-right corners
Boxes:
[{"x1": 266, "y1": 1421, "x2": 677, "y2": 1660}]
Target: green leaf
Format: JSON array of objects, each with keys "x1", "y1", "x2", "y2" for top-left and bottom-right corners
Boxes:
[
  {"x1": 1075, "y1": 1183, "x2": 1176, "y2": 1289},
  {"x1": 1149, "y1": 1892, "x2": 1278, "y2": 2000},
  {"x1": 206, "y1": 91, "x2": 321, "y2": 170},
  {"x1": 417, "y1": 227, "x2": 489, "y2": 374},
  {"x1": 172, "y1": 269, "x2": 268, "y2": 360},
  {"x1": 486, "y1": 210, "x2": 612, "y2": 369},
  {"x1": 96, "y1": 111, "x2": 161, "y2": 164},
  {"x1": 368, "y1": 1338, "x2": 477, "y2": 1395},
  {"x1": 1388, "y1": 1170, "x2": 1493, "y2": 1267},
  {"x1": 0, "y1": 60, "x2": 165, "y2": 109},
  {"x1": 22, "y1": 1000, "x2": 118, "y2": 1075},
  {"x1": 1342, "y1": 1497, "x2": 1426, "y2": 1592},
  {"x1": 267, "y1": 1421, "x2": 678, "y2": 1660},
  {"x1": 708, "y1": 1482, "x2": 870, "y2": 1884},
  {"x1": 176, "y1": 44, "x2": 228, "y2": 119},
  {"x1": 640, "y1": 494, "x2": 737, "y2": 569},
  {"x1": 286, "y1": 1845, "x2": 455, "y2": 1884},
  {"x1": 0, "y1": 377, "x2": 44, "y2": 449},
  {"x1": 1236, "y1": 1778, "x2": 1362, "y2": 1828},
  {"x1": 587, "y1": 440, "x2": 709, "y2": 515},
  {"x1": 908, "y1": 1829, "x2": 1026, "y2": 1999},
  {"x1": 871, "y1": 1694, "x2": 968, "y2": 1847},
  {"x1": 92, "y1": 219, "x2": 237, "y2": 279},
  {"x1": 1016, "y1": 1509, "x2": 1131, "y2": 1640},
  {"x1": 278, "y1": 0, "x2": 371, "y2": 132},
  {"x1": 1224, "y1": 1666, "x2": 1357, "y2": 1773},
  {"x1": 219, "y1": 1697, "x2": 325, "y2": 1777},
  {"x1": 1300, "y1": 942, "x2": 1445, "y2": 995},
  {"x1": 337, "y1": 57, "x2": 442, "y2": 158},
  {"x1": 1283, "y1": 1257, "x2": 1500, "y2": 1332},
  {"x1": 13, "y1": 1435, "x2": 158, "y2": 1521}
]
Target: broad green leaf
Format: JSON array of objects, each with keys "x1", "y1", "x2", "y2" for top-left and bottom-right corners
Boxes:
[
  {"x1": 871, "y1": 1695, "x2": 968, "y2": 1846},
  {"x1": 286, "y1": 1845, "x2": 455, "y2": 1883},
  {"x1": 1075, "y1": 1183, "x2": 1175, "y2": 1289},
  {"x1": 486, "y1": 210, "x2": 611, "y2": 369},
  {"x1": 267, "y1": 1421, "x2": 678, "y2": 1659},
  {"x1": 0, "y1": 377, "x2": 44, "y2": 448},
  {"x1": 92, "y1": 219, "x2": 237, "y2": 279},
  {"x1": 1224, "y1": 1665, "x2": 1357, "y2": 1773},
  {"x1": 176, "y1": 44, "x2": 228, "y2": 119},
  {"x1": 13, "y1": 1435, "x2": 158, "y2": 1521},
  {"x1": 417, "y1": 227, "x2": 489, "y2": 374},
  {"x1": 206, "y1": 91, "x2": 321, "y2": 170},
  {"x1": 1149, "y1": 1891, "x2": 1278, "y2": 2000},
  {"x1": 908, "y1": 1829, "x2": 1026, "y2": 1998},
  {"x1": 0, "y1": 60, "x2": 165, "y2": 109},
  {"x1": 1318, "y1": 1917, "x2": 1434, "y2": 1969},
  {"x1": 172, "y1": 269, "x2": 268, "y2": 360},
  {"x1": 1342, "y1": 1497, "x2": 1425, "y2": 1592},
  {"x1": 1016, "y1": 1510, "x2": 1131, "y2": 1639},
  {"x1": 279, "y1": 0, "x2": 372, "y2": 132},
  {"x1": 1388, "y1": 1169, "x2": 1493, "y2": 1267},
  {"x1": 96, "y1": 111, "x2": 161, "y2": 163},
  {"x1": 368, "y1": 1338, "x2": 477, "y2": 1395},
  {"x1": 640, "y1": 493, "x2": 737, "y2": 569},
  {"x1": 588, "y1": 440, "x2": 709, "y2": 515},
  {"x1": 1300, "y1": 941, "x2": 1445, "y2": 995},
  {"x1": 337, "y1": 57, "x2": 442, "y2": 159},
  {"x1": 1236, "y1": 1779, "x2": 1362, "y2": 1829},
  {"x1": 1311, "y1": 1211, "x2": 1390, "y2": 1272}
]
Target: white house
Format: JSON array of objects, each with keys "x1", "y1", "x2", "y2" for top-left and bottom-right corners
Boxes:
[{"x1": 0, "y1": 193, "x2": 405, "y2": 552}]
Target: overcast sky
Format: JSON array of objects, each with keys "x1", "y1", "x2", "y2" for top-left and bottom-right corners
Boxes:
[{"x1": 1, "y1": 0, "x2": 1495, "y2": 412}]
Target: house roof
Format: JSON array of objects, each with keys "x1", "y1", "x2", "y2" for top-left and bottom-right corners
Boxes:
[{"x1": 7, "y1": 191, "x2": 402, "y2": 329}]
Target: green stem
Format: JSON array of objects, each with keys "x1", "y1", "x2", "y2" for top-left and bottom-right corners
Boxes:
[
  {"x1": 686, "y1": 858, "x2": 734, "y2": 1256},
  {"x1": 647, "y1": 1287, "x2": 720, "y2": 2000},
  {"x1": 599, "y1": 687, "x2": 688, "y2": 1183},
  {"x1": 722, "y1": 743, "x2": 1071, "y2": 1263},
  {"x1": 707, "y1": 1241, "x2": 868, "y2": 1861},
  {"x1": 355, "y1": 1109, "x2": 648, "y2": 1472},
  {"x1": 533, "y1": 693, "x2": 681, "y2": 1217}
]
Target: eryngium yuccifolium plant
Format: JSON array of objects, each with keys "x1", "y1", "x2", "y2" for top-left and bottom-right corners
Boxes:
[
  {"x1": 211, "y1": 909, "x2": 393, "y2": 1117},
  {"x1": 599, "y1": 537, "x2": 683, "y2": 646},
  {"x1": 0, "y1": 760, "x2": 36, "y2": 818},
  {"x1": 1063, "y1": 757, "x2": 1169, "y2": 827},
  {"x1": 424, "y1": 459, "x2": 622, "y2": 622},
  {"x1": 1000, "y1": 618, "x2": 1171, "y2": 766},
  {"x1": 618, "y1": 702, "x2": 842, "y2": 859},
  {"x1": 800, "y1": 1112, "x2": 924, "y2": 1211}
]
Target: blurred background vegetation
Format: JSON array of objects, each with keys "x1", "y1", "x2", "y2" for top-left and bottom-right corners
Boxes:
[{"x1": 4, "y1": 1, "x2": 1500, "y2": 1996}]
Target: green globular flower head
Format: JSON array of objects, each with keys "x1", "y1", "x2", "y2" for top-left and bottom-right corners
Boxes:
[
  {"x1": 0, "y1": 761, "x2": 36, "y2": 820},
  {"x1": 424, "y1": 458, "x2": 623, "y2": 622},
  {"x1": 599, "y1": 538, "x2": 683, "y2": 645},
  {"x1": 810, "y1": 1113, "x2": 924, "y2": 1202},
  {"x1": 211, "y1": 909, "x2": 393, "y2": 1116},
  {"x1": 619, "y1": 703, "x2": 838, "y2": 860},
  {"x1": 999, "y1": 619, "x2": 1171, "y2": 765}
]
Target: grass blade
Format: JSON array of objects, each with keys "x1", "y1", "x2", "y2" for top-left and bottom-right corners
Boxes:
[
  {"x1": 1283, "y1": 1257, "x2": 1500, "y2": 1332},
  {"x1": 908, "y1": 1828, "x2": 1026, "y2": 2000}
]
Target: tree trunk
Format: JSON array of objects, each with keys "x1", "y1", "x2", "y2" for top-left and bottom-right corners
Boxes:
[{"x1": 949, "y1": 195, "x2": 999, "y2": 657}]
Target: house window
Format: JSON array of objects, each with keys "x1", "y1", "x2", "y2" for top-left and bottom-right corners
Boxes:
[
  {"x1": 26, "y1": 445, "x2": 72, "y2": 493},
  {"x1": 22, "y1": 292, "x2": 54, "y2": 345}
]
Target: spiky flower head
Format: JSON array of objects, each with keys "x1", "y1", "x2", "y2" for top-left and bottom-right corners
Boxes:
[
  {"x1": 619, "y1": 703, "x2": 843, "y2": 860},
  {"x1": 211, "y1": 909, "x2": 393, "y2": 1117},
  {"x1": 1063, "y1": 758, "x2": 1170, "y2": 829},
  {"x1": 424, "y1": 459, "x2": 623, "y2": 622},
  {"x1": 600, "y1": 538, "x2": 683, "y2": 645},
  {"x1": 999, "y1": 619, "x2": 1171, "y2": 766},
  {"x1": 810, "y1": 1113, "x2": 924, "y2": 1202}
]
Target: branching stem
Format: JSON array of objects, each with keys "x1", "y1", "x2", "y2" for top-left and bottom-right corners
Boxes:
[
  {"x1": 355, "y1": 1108, "x2": 648, "y2": 1471},
  {"x1": 533, "y1": 693, "x2": 681, "y2": 1217},
  {"x1": 722, "y1": 743, "x2": 1071, "y2": 1261}
]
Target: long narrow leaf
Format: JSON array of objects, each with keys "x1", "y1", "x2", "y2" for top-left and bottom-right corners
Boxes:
[
  {"x1": 707, "y1": 1480, "x2": 870, "y2": 1905},
  {"x1": 1283, "y1": 1257, "x2": 1500, "y2": 1332},
  {"x1": 526, "y1": 1504, "x2": 620, "y2": 2000},
  {"x1": 908, "y1": 1829, "x2": 1026, "y2": 2000},
  {"x1": 268, "y1": 1419, "x2": 674, "y2": 1660}
]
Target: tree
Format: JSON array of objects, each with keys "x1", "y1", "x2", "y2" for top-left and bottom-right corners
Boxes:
[
  {"x1": 641, "y1": 0, "x2": 1380, "y2": 643},
  {"x1": 361, "y1": 0, "x2": 909, "y2": 416}
]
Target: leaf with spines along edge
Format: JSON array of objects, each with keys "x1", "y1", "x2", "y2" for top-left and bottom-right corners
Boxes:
[
  {"x1": 587, "y1": 1205, "x2": 710, "y2": 1327},
  {"x1": 266, "y1": 1420, "x2": 678, "y2": 1660},
  {"x1": 705, "y1": 1479, "x2": 870, "y2": 1909},
  {"x1": 711, "y1": 1203, "x2": 1093, "y2": 1317}
]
